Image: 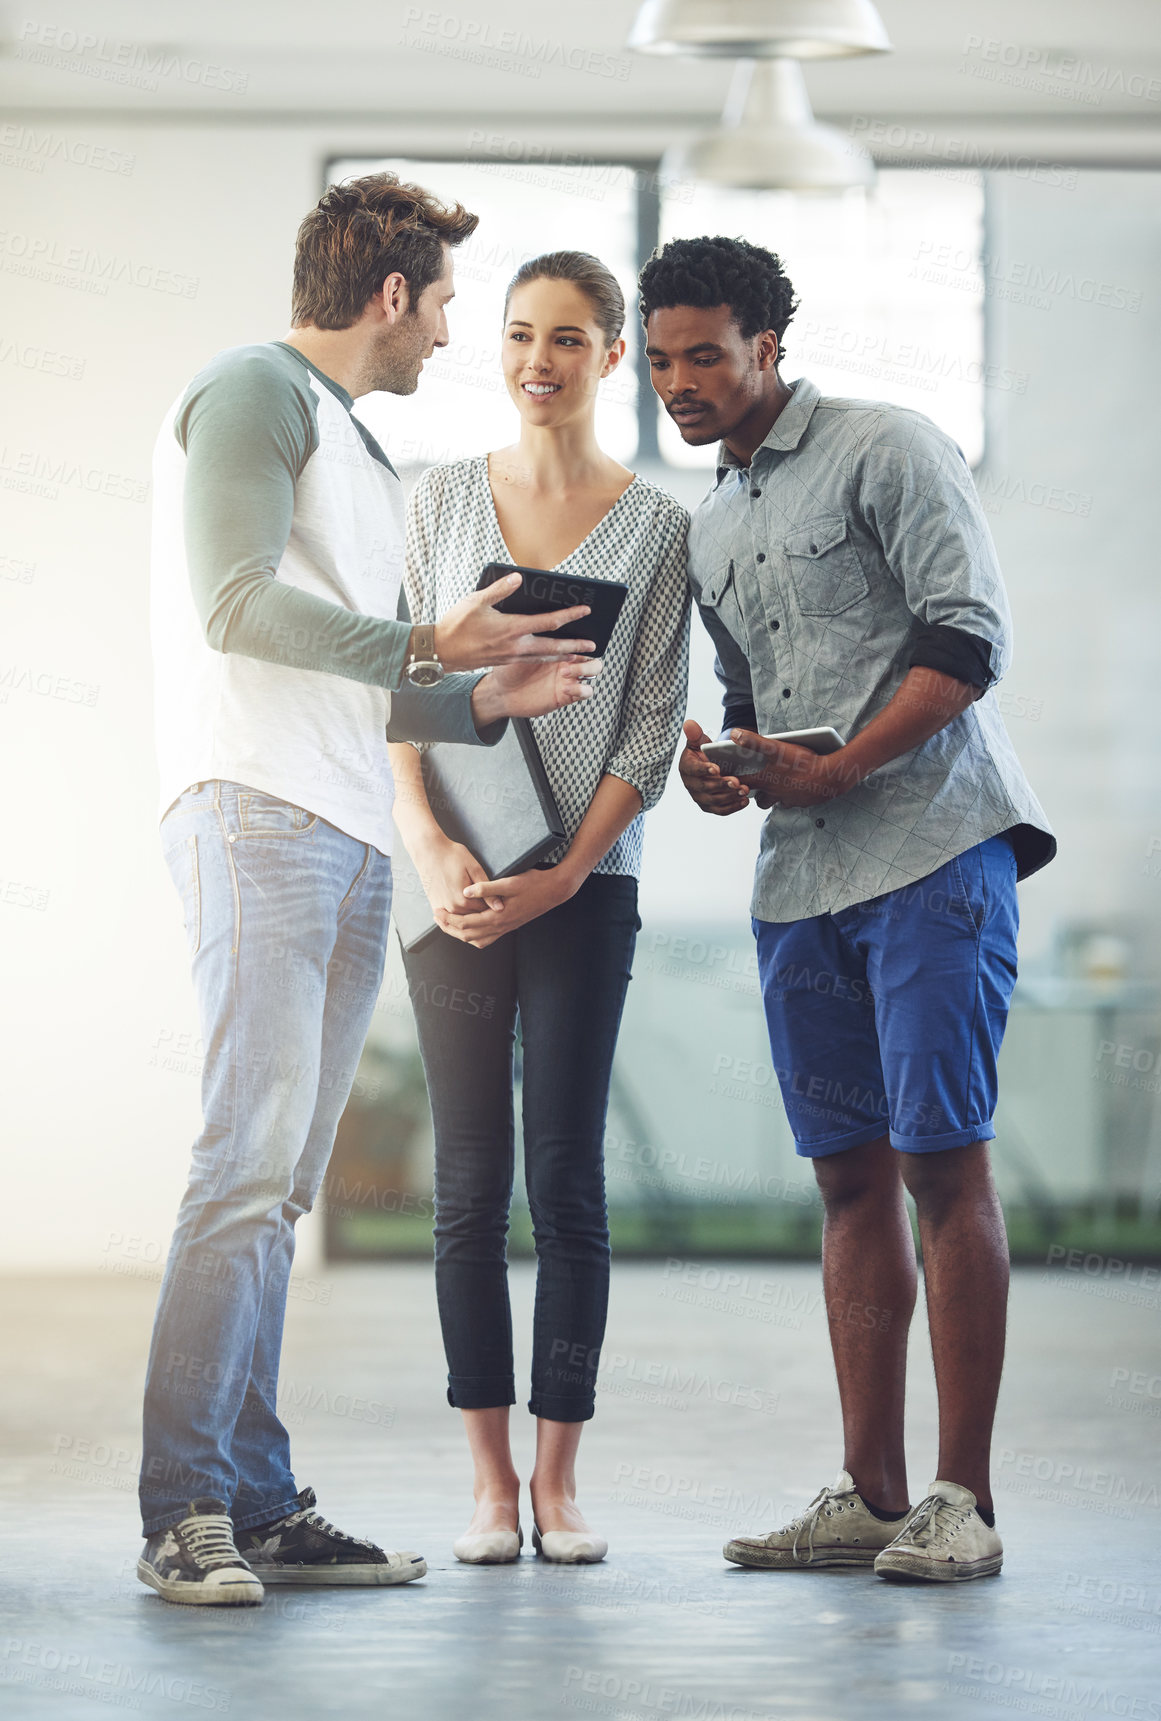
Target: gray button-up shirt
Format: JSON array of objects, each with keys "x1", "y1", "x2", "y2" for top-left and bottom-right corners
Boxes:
[{"x1": 687, "y1": 377, "x2": 1055, "y2": 923}]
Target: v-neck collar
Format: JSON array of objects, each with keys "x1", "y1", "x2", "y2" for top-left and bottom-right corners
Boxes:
[{"x1": 479, "y1": 455, "x2": 639, "y2": 572}]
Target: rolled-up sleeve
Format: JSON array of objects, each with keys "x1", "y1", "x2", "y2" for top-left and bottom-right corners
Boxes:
[
  {"x1": 856, "y1": 413, "x2": 1013, "y2": 683},
  {"x1": 606, "y1": 506, "x2": 691, "y2": 811}
]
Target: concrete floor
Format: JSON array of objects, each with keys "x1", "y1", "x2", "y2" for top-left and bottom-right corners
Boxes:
[{"x1": 1, "y1": 1261, "x2": 1159, "y2": 1720}]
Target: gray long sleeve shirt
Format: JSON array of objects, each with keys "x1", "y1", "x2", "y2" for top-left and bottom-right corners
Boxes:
[
  {"x1": 687, "y1": 377, "x2": 1055, "y2": 923},
  {"x1": 176, "y1": 342, "x2": 493, "y2": 743},
  {"x1": 151, "y1": 341, "x2": 500, "y2": 855}
]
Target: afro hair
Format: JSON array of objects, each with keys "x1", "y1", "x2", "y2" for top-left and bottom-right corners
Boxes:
[{"x1": 638, "y1": 235, "x2": 798, "y2": 361}]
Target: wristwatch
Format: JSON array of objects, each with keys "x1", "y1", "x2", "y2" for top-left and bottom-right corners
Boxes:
[{"x1": 405, "y1": 623, "x2": 445, "y2": 688}]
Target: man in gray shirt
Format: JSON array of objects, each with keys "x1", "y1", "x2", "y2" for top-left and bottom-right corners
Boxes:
[{"x1": 641, "y1": 235, "x2": 1054, "y2": 1584}]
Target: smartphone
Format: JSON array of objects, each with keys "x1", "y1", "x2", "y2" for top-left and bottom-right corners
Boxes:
[
  {"x1": 703, "y1": 727, "x2": 847, "y2": 777},
  {"x1": 476, "y1": 562, "x2": 628, "y2": 656}
]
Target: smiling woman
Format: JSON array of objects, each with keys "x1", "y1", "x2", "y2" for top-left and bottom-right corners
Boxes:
[{"x1": 383, "y1": 238, "x2": 691, "y2": 1570}]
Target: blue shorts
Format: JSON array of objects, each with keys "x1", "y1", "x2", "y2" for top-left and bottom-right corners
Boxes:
[{"x1": 753, "y1": 834, "x2": 1019, "y2": 1157}]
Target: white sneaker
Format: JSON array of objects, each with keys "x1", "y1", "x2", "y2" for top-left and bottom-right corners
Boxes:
[
  {"x1": 874, "y1": 1480, "x2": 1002, "y2": 1582},
  {"x1": 723, "y1": 1471, "x2": 909, "y2": 1570}
]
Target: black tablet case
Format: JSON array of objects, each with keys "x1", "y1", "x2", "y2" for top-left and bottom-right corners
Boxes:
[
  {"x1": 476, "y1": 562, "x2": 629, "y2": 657},
  {"x1": 390, "y1": 717, "x2": 566, "y2": 953}
]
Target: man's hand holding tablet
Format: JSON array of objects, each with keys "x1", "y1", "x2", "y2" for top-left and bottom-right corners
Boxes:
[
  {"x1": 434, "y1": 570, "x2": 597, "y2": 670},
  {"x1": 680, "y1": 720, "x2": 855, "y2": 813},
  {"x1": 475, "y1": 562, "x2": 629, "y2": 656}
]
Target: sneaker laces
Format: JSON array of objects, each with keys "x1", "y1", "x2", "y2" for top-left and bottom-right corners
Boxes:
[
  {"x1": 281, "y1": 1503, "x2": 378, "y2": 1553},
  {"x1": 786, "y1": 1484, "x2": 854, "y2": 1564},
  {"x1": 180, "y1": 1514, "x2": 246, "y2": 1572},
  {"x1": 901, "y1": 1493, "x2": 963, "y2": 1546}
]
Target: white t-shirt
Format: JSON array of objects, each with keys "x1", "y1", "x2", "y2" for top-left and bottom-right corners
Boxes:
[{"x1": 151, "y1": 342, "x2": 482, "y2": 855}]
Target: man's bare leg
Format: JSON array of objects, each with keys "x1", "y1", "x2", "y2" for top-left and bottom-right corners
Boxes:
[
  {"x1": 901, "y1": 1141, "x2": 1008, "y2": 1512},
  {"x1": 814, "y1": 1135, "x2": 918, "y2": 1515}
]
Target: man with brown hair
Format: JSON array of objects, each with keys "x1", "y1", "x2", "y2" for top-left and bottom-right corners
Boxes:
[{"x1": 139, "y1": 173, "x2": 599, "y2": 1606}]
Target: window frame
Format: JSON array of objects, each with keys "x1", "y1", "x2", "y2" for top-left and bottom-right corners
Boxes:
[{"x1": 322, "y1": 153, "x2": 988, "y2": 471}]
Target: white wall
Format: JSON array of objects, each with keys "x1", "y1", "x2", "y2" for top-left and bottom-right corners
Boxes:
[
  {"x1": 1, "y1": 125, "x2": 1157, "y2": 1269},
  {"x1": 2, "y1": 125, "x2": 331, "y2": 1272},
  {"x1": 976, "y1": 170, "x2": 1161, "y2": 971}
]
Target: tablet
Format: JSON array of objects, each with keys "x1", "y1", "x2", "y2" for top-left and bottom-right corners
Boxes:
[
  {"x1": 476, "y1": 562, "x2": 629, "y2": 657},
  {"x1": 703, "y1": 727, "x2": 847, "y2": 776},
  {"x1": 391, "y1": 718, "x2": 565, "y2": 953}
]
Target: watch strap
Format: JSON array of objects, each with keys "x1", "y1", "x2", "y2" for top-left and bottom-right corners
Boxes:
[{"x1": 408, "y1": 623, "x2": 438, "y2": 666}]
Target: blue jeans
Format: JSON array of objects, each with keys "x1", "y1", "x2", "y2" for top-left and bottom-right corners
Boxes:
[
  {"x1": 402, "y1": 874, "x2": 639, "y2": 1422},
  {"x1": 140, "y1": 781, "x2": 390, "y2": 1534}
]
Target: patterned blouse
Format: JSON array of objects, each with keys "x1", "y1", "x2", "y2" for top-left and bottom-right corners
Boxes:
[{"x1": 404, "y1": 457, "x2": 691, "y2": 878}]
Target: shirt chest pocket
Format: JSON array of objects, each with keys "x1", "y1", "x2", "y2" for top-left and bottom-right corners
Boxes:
[
  {"x1": 783, "y1": 516, "x2": 869, "y2": 616},
  {"x1": 699, "y1": 559, "x2": 749, "y2": 648}
]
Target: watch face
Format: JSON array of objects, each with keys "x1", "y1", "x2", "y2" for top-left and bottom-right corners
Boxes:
[{"x1": 406, "y1": 661, "x2": 444, "y2": 688}]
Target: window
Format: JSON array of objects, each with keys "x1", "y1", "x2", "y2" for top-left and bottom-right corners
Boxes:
[
  {"x1": 658, "y1": 173, "x2": 986, "y2": 467},
  {"x1": 328, "y1": 158, "x2": 985, "y2": 470}
]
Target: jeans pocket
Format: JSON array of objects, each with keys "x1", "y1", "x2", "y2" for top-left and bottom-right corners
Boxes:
[
  {"x1": 237, "y1": 791, "x2": 319, "y2": 838},
  {"x1": 163, "y1": 834, "x2": 201, "y2": 955}
]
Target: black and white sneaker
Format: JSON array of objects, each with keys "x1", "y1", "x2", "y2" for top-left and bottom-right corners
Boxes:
[
  {"x1": 138, "y1": 1498, "x2": 264, "y2": 1606},
  {"x1": 235, "y1": 1487, "x2": 426, "y2": 1586}
]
